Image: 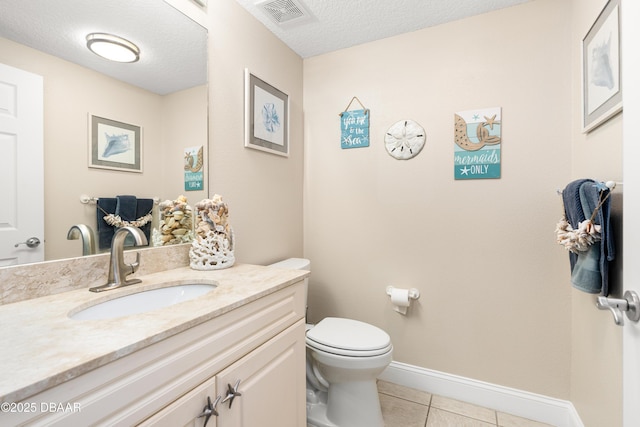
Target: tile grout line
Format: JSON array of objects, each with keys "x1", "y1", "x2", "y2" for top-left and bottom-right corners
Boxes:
[
  {"x1": 378, "y1": 391, "x2": 431, "y2": 408},
  {"x1": 424, "y1": 394, "x2": 433, "y2": 427}
]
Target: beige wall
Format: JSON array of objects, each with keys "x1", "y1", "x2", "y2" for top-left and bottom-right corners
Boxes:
[
  {"x1": 3, "y1": 0, "x2": 624, "y2": 423},
  {"x1": 0, "y1": 37, "x2": 207, "y2": 261},
  {"x1": 303, "y1": 0, "x2": 574, "y2": 399},
  {"x1": 570, "y1": 0, "x2": 623, "y2": 425},
  {"x1": 160, "y1": 86, "x2": 209, "y2": 201},
  {"x1": 208, "y1": 0, "x2": 304, "y2": 265}
]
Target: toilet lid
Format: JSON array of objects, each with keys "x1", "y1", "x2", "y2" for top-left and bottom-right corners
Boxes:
[{"x1": 306, "y1": 317, "x2": 392, "y2": 356}]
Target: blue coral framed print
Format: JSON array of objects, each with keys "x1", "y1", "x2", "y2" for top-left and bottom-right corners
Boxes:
[
  {"x1": 244, "y1": 69, "x2": 289, "y2": 157},
  {"x1": 582, "y1": 0, "x2": 621, "y2": 133},
  {"x1": 89, "y1": 114, "x2": 142, "y2": 172}
]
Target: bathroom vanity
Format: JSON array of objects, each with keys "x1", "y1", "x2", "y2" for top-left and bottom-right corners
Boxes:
[{"x1": 0, "y1": 263, "x2": 308, "y2": 426}]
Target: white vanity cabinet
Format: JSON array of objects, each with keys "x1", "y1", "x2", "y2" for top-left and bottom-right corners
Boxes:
[
  {"x1": 142, "y1": 320, "x2": 305, "y2": 427},
  {"x1": 214, "y1": 320, "x2": 305, "y2": 427},
  {"x1": 5, "y1": 280, "x2": 306, "y2": 427}
]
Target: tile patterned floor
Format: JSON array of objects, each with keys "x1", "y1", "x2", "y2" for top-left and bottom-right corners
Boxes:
[{"x1": 378, "y1": 381, "x2": 556, "y2": 427}]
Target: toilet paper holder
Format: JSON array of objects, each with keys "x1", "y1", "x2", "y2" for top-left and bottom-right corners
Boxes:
[{"x1": 386, "y1": 286, "x2": 420, "y2": 300}]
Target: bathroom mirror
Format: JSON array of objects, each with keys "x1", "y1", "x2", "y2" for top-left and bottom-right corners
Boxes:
[{"x1": 0, "y1": 0, "x2": 208, "y2": 264}]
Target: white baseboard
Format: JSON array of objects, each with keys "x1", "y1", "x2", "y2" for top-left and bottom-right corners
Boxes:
[{"x1": 378, "y1": 361, "x2": 583, "y2": 427}]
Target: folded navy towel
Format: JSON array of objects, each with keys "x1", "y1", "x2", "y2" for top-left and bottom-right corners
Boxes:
[
  {"x1": 116, "y1": 195, "x2": 138, "y2": 221},
  {"x1": 96, "y1": 196, "x2": 154, "y2": 250},
  {"x1": 116, "y1": 195, "x2": 139, "y2": 248},
  {"x1": 97, "y1": 198, "x2": 117, "y2": 250},
  {"x1": 135, "y1": 198, "x2": 154, "y2": 246},
  {"x1": 562, "y1": 179, "x2": 590, "y2": 271},
  {"x1": 562, "y1": 179, "x2": 615, "y2": 295}
]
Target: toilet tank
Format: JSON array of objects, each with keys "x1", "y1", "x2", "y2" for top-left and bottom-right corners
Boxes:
[
  {"x1": 268, "y1": 258, "x2": 310, "y2": 316},
  {"x1": 268, "y1": 258, "x2": 310, "y2": 271}
]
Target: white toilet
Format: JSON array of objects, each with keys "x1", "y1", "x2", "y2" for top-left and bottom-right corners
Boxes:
[{"x1": 268, "y1": 258, "x2": 393, "y2": 427}]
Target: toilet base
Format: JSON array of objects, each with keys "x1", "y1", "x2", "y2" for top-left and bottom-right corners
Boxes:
[
  {"x1": 306, "y1": 388, "x2": 336, "y2": 427},
  {"x1": 306, "y1": 380, "x2": 384, "y2": 427}
]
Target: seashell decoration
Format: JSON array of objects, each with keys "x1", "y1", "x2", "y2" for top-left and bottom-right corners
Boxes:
[
  {"x1": 189, "y1": 194, "x2": 235, "y2": 270},
  {"x1": 152, "y1": 195, "x2": 194, "y2": 246},
  {"x1": 555, "y1": 217, "x2": 602, "y2": 254},
  {"x1": 102, "y1": 133, "x2": 131, "y2": 157},
  {"x1": 555, "y1": 184, "x2": 611, "y2": 254}
]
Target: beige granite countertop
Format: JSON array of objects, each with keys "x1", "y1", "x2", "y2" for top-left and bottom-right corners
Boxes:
[{"x1": 0, "y1": 263, "x2": 309, "y2": 404}]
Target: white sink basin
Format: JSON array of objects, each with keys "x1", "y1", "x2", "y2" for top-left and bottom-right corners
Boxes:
[{"x1": 70, "y1": 283, "x2": 217, "y2": 320}]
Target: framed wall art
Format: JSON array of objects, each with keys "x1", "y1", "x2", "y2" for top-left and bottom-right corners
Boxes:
[
  {"x1": 89, "y1": 114, "x2": 142, "y2": 172},
  {"x1": 582, "y1": 0, "x2": 621, "y2": 132},
  {"x1": 454, "y1": 107, "x2": 502, "y2": 180},
  {"x1": 244, "y1": 69, "x2": 289, "y2": 157}
]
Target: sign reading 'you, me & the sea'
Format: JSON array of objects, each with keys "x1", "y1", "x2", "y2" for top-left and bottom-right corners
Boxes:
[
  {"x1": 454, "y1": 107, "x2": 502, "y2": 180},
  {"x1": 341, "y1": 109, "x2": 369, "y2": 149}
]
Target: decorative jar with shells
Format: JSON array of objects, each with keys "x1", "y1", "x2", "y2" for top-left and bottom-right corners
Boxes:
[
  {"x1": 152, "y1": 195, "x2": 194, "y2": 246},
  {"x1": 189, "y1": 195, "x2": 235, "y2": 270}
]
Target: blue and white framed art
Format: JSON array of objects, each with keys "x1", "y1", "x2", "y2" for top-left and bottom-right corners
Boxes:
[
  {"x1": 244, "y1": 69, "x2": 289, "y2": 157},
  {"x1": 582, "y1": 0, "x2": 621, "y2": 132},
  {"x1": 89, "y1": 114, "x2": 142, "y2": 173}
]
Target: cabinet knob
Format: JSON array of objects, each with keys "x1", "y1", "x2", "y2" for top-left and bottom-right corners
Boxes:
[
  {"x1": 222, "y1": 379, "x2": 242, "y2": 408},
  {"x1": 197, "y1": 395, "x2": 221, "y2": 427}
]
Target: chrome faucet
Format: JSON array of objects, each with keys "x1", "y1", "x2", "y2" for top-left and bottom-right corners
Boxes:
[
  {"x1": 90, "y1": 226, "x2": 148, "y2": 292},
  {"x1": 67, "y1": 224, "x2": 96, "y2": 256}
]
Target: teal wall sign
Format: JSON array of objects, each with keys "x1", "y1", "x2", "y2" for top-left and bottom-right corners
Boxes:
[
  {"x1": 184, "y1": 146, "x2": 204, "y2": 191},
  {"x1": 454, "y1": 107, "x2": 502, "y2": 180},
  {"x1": 341, "y1": 109, "x2": 369, "y2": 149}
]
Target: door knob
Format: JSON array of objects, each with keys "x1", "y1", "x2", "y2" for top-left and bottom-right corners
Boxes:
[
  {"x1": 596, "y1": 290, "x2": 640, "y2": 326},
  {"x1": 14, "y1": 237, "x2": 41, "y2": 248}
]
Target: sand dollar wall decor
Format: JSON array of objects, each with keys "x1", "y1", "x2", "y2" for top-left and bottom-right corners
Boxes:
[{"x1": 384, "y1": 119, "x2": 426, "y2": 160}]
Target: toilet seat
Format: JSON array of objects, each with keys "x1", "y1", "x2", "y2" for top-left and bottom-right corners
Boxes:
[{"x1": 306, "y1": 317, "x2": 392, "y2": 357}]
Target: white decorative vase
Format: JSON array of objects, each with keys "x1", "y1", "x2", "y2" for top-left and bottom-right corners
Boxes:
[{"x1": 189, "y1": 195, "x2": 235, "y2": 270}]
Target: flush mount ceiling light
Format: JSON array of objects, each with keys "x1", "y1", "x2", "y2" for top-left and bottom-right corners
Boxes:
[{"x1": 86, "y1": 33, "x2": 140, "y2": 63}]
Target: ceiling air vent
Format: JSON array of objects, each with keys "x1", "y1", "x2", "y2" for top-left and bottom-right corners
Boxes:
[{"x1": 257, "y1": 0, "x2": 314, "y2": 27}]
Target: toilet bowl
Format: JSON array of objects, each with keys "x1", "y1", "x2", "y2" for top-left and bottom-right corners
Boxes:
[
  {"x1": 306, "y1": 317, "x2": 392, "y2": 427},
  {"x1": 268, "y1": 259, "x2": 393, "y2": 427}
]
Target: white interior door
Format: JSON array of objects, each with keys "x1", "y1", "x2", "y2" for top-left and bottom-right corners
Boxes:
[
  {"x1": 0, "y1": 63, "x2": 44, "y2": 266},
  {"x1": 622, "y1": 1, "x2": 640, "y2": 425}
]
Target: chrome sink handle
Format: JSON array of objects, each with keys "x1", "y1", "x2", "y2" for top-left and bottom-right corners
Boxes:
[
  {"x1": 129, "y1": 252, "x2": 142, "y2": 275},
  {"x1": 596, "y1": 290, "x2": 640, "y2": 326}
]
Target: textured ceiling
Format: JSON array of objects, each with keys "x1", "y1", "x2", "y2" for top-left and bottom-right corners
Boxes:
[
  {"x1": 234, "y1": 0, "x2": 532, "y2": 58},
  {"x1": 0, "y1": 0, "x2": 532, "y2": 94},
  {"x1": 0, "y1": 0, "x2": 207, "y2": 95}
]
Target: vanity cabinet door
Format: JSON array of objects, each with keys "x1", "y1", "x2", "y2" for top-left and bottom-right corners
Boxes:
[
  {"x1": 215, "y1": 319, "x2": 306, "y2": 427},
  {"x1": 138, "y1": 376, "x2": 220, "y2": 427}
]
